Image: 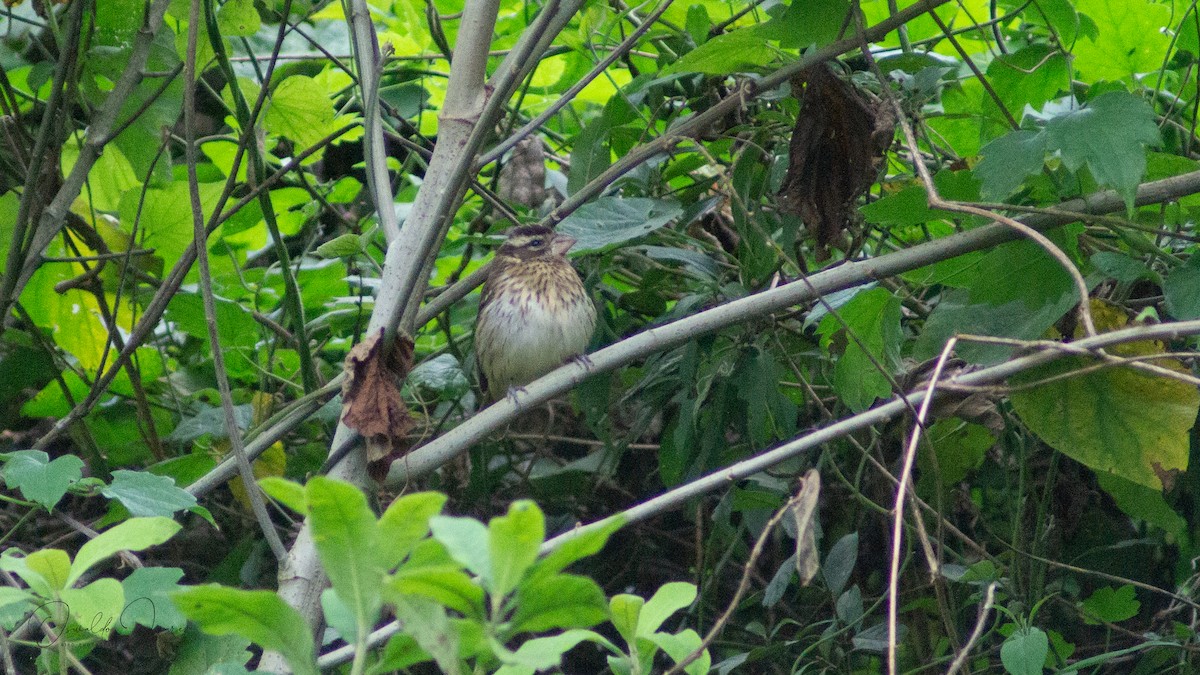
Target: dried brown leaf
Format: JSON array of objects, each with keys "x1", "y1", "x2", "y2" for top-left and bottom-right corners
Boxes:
[
  {"x1": 777, "y1": 65, "x2": 894, "y2": 259},
  {"x1": 341, "y1": 328, "x2": 416, "y2": 475},
  {"x1": 791, "y1": 469, "x2": 822, "y2": 586}
]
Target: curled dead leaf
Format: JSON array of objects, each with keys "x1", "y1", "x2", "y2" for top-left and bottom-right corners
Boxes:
[
  {"x1": 341, "y1": 328, "x2": 416, "y2": 479},
  {"x1": 777, "y1": 64, "x2": 894, "y2": 259}
]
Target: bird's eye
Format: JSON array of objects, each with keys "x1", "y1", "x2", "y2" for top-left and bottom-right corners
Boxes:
[{"x1": 529, "y1": 238, "x2": 545, "y2": 247}]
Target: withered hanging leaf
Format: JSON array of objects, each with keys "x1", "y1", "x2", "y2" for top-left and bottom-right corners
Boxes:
[
  {"x1": 341, "y1": 328, "x2": 416, "y2": 478},
  {"x1": 498, "y1": 136, "x2": 548, "y2": 208},
  {"x1": 790, "y1": 469, "x2": 822, "y2": 586},
  {"x1": 777, "y1": 64, "x2": 894, "y2": 259}
]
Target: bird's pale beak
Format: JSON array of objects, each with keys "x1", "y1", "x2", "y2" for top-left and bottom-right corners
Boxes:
[{"x1": 550, "y1": 233, "x2": 577, "y2": 256}]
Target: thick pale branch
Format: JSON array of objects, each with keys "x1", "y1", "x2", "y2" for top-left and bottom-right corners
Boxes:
[{"x1": 387, "y1": 169, "x2": 1200, "y2": 484}]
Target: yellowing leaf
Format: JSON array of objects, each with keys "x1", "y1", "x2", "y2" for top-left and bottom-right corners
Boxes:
[{"x1": 1011, "y1": 306, "x2": 1197, "y2": 490}]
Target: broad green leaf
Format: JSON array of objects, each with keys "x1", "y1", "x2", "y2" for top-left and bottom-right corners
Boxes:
[
  {"x1": 1092, "y1": 251, "x2": 1157, "y2": 284},
  {"x1": 502, "y1": 629, "x2": 612, "y2": 670},
  {"x1": 68, "y1": 517, "x2": 182, "y2": 587},
  {"x1": 984, "y1": 46, "x2": 1069, "y2": 131},
  {"x1": 0, "y1": 551, "x2": 54, "y2": 598},
  {"x1": 264, "y1": 75, "x2": 338, "y2": 151},
  {"x1": 306, "y1": 477, "x2": 382, "y2": 629},
  {"x1": 488, "y1": 500, "x2": 545, "y2": 599},
  {"x1": 609, "y1": 594, "x2": 644, "y2": 645},
  {"x1": 172, "y1": 585, "x2": 317, "y2": 675},
  {"x1": 512, "y1": 574, "x2": 609, "y2": 633},
  {"x1": 531, "y1": 516, "x2": 623, "y2": 581},
  {"x1": 258, "y1": 477, "x2": 308, "y2": 515},
  {"x1": 166, "y1": 293, "x2": 259, "y2": 355},
  {"x1": 60, "y1": 578, "x2": 124, "y2": 638},
  {"x1": 1081, "y1": 585, "x2": 1140, "y2": 624},
  {"x1": 638, "y1": 582, "x2": 696, "y2": 637},
  {"x1": 118, "y1": 181, "x2": 224, "y2": 272},
  {"x1": 823, "y1": 533, "x2": 859, "y2": 599},
  {"x1": 1070, "y1": 0, "x2": 1170, "y2": 81},
  {"x1": 567, "y1": 119, "x2": 611, "y2": 196},
  {"x1": 100, "y1": 470, "x2": 197, "y2": 517},
  {"x1": 166, "y1": 625, "x2": 252, "y2": 675},
  {"x1": 408, "y1": 355, "x2": 471, "y2": 400},
  {"x1": 388, "y1": 566, "x2": 485, "y2": 616},
  {"x1": 0, "y1": 587, "x2": 32, "y2": 612},
  {"x1": 1, "y1": 450, "x2": 83, "y2": 510},
  {"x1": 1010, "y1": 348, "x2": 1198, "y2": 490},
  {"x1": 429, "y1": 516, "x2": 491, "y2": 582},
  {"x1": 557, "y1": 198, "x2": 684, "y2": 254},
  {"x1": 650, "y1": 628, "x2": 710, "y2": 675},
  {"x1": 120, "y1": 566, "x2": 188, "y2": 632},
  {"x1": 25, "y1": 549, "x2": 71, "y2": 592},
  {"x1": 167, "y1": 403, "x2": 253, "y2": 443},
  {"x1": 919, "y1": 420, "x2": 993, "y2": 485},
  {"x1": 817, "y1": 287, "x2": 902, "y2": 412},
  {"x1": 664, "y1": 28, "x2": 775, "y2": 75},
  {"x1": 766, "y1": 0, "x2": 852, "y2": 48},
  {"x1": 1038, "y1": 0, "x2": 1080, "y2": 46},
  {"x1": 976, "y1": 130, "x2": 1048, "y2": 200},
  {"x1": 377, "y1": 491, "x2": 447, "y2": 569},
  {"x1": 217, "y1": 0, "x2": 261, "y2": 36},
  {"x1": 391, "y1": 596, "x2": 461, "y2": 675},
  {"x1": 1096, "y1": 472, "x2": 1186, "y2": 539},
  {"x1": 370, "y1": 633, "x2": 432, "y2": 673},
  {"x1": 1044, "y1": 91, "x2": 1160, "y2": 208},
  {"x1": 1000, "y1": 626, "x2": 1049, "y2": 675},
  {"x1": 1164, "y1": 254, "x2": 1200, "y2": 319},
  {"x1": 314, "y1": 233, "x2": 362, "y2": 259}
]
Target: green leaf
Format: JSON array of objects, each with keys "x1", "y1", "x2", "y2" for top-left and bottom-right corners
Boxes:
[
  {"x1": 407, "y1": 356, "x2": 471, "y2": 401},
  {"x1": 1000, "y1": 626, "x2": 1049, "y2": 675},
  {"x1": 305, "y1": 477, "x2": 382, "y2": 630},
  {"x1": 216, "y1": 0, "x2": 261, "y2": 36},
  {"x1": 567, "y1": 119, "x2": 610, "y2": 196},
  {"x1": 976, "y1": 130, "x2": 1048, "y2": 200},
  {"x1": 67, "y1": 517, "x2": 182, "y2": 587},
  {"x1": 387, "y1": 566, "x2": 485, "y2": 617},
  {"x1": 0, "y1": 551, "x2": 55, "y2": 597},
  {"x1": 370, "y1": 633, "x2": 432, "y2": 673},
  {"x1": 1070, "y1": 0, "x2": 1170, "y2": 81},
  {"x1": 664, "y1": 28, "x2": 776, "y2": 75},
  {"x1": 503, "y1": 629, "x2": 611, "y2": 670},
  {"x1": 390, "y1": 596, "x2": 461, "y2": 675},
  {"x1": 1, "y1": 449, "x2": 84, "y2": 510},
  {"x1": 1081, "y1": 585, "x2": 1140, "y2": 624},
  {"x1": 1044, "y1": 91, "x2": 1160, "y2": 208},
  {"x1": 314, "y1": 233, "x2": 363, "y2": 259},
  {"x1": 531, "y1": 516, "x2": 623, "y2": 581},
  {"x1": 0, "y1": 587, "x2": 32, "y2": 613},
  {"x1": 264, "y1": 75, "x2": 338, "y2": 151},
  {"x1": 766, "y1": 0, "x2": 853, "y2": 48},
  {"x1": 650, "y1": 628, "x2": 710, "y2": 675},
  {"x1": 258, "y1": 477, "x2": 308, "y2": 515},
  {"x1": 557, "y1": 197, "x2": 683, "y2": 254},
  {"x1": 1164, "y1": 254, "x2": 1200, "y2": 319},
  {"x1": 166, "y1": 625, "x2": 252, "y2": 675},
  {"x1": 25, "y1": 549, "x2": 72, "y2": 592},
  {"x1": 60, "y1": 578, "x2": 124, "y2": 638},
  {"x1": 100, "y1": 470, "x2": 197, "y2": 517},
  {"x1": 1096, "y1": 472, "x2": 1186, "y2": 539},
  {"x1": 512, "y1": 574, "x2": 609, "y2": 633},
  {"x1": 120, "y1": 567, "x2": 188, "y2": 632},
  {"x1": 1038, "y1": 0, "x2": 1079, "y2": 46},
  {"x1": 817, "y1": 287, "x2": 902, "y2": 412},
  {"x1": 638, "y1": 582, "x2": 696, "y2": 637},
  {"x1": 1010, "y1": 349, "x2": 1198, "y2": 490},
  {"x1": 609, "y1": 594, "x2": 644, "y2": 645},
  {"x1": 429, "y1": 516, "x2": 491, "y2": 582},
  {"x1": 378, "y1": 492, "x2": 447, "y2": 569},
  {"x1": 488, "y1": 500, "x2": 545, "y2": 599},
  {"x1": 822, "y1": 533, "x2": 858, "y2": 599},
  {"x1": 172, "y1": 585, "x2": 317, "y2": 675}
]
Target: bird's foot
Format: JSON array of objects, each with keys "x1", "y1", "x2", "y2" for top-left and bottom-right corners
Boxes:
[
  {"x1": 567, "y1": 353, "x2": 594, "y2": 370},
  {"x1": 505, "y1": 385, "x2": 530, "y2": 405}
]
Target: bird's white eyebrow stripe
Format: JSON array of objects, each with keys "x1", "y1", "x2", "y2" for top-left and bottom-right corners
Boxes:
[{"x1": 506, "y1": 235, "x2": 538, "y2": 247}]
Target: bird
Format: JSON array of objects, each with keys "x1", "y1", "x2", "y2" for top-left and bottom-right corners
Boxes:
[{"x1": 474, "y1": 225, "x2": 596, "y2": 401}]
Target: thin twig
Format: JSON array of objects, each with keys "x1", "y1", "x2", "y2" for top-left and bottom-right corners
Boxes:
[
  {"x1": 946, "y1": 582, "x2": 997, "y2": 675},
  {"x1": 888, "y1": 337, "x2": 956, "y2": 675}
]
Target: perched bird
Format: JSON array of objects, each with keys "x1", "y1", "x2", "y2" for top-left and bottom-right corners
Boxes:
[{"x1": 475, "y1": 225, "x2": 596, "y2": 401}]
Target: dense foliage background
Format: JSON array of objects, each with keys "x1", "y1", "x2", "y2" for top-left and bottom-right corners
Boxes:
[{"x1": 4, "y1": 0, "x2": 1200, "y2": 672}]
